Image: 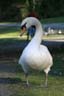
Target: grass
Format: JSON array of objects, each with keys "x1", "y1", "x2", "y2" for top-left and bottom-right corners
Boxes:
[
  {"x1": 0, "y1": 26, "x2": 20, "y2": 38},
  {"x1": 0, "y1": 53, "x2": 64, "y2": 96},
  {"x1": 43, "y1": 34, "x2": 64, "y2": 40},
  {"x1": 41, "y1": 16, "x2": 64, "y2": 23},
  {"x1": 0, "y1": 19, "x2": 64, "y2": 43},
  {"x1": 9, "y1": 75, "x2": 64, "y2": 96},
  {"x1": 14, "y1": 53, "x2": 64, "y2": 96},
  {"x1": 5, "y1": 52, "x2": 62, "y2": 96},
  {"x1": 0, "y1": 75, "x2": 64, "y2": 96},
  {"x1": 0, "y1": 26, "x2": 64, "y2": 42}
]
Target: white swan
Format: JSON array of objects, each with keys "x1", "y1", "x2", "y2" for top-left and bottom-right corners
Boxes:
[{"x1": 19, "y1": 17, "x2": 53, "y2": 87}]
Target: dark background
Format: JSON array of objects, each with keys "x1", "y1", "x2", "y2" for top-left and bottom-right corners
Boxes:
[{"x1": 0, "y1": 0, "x2": 64, "y2": 22}]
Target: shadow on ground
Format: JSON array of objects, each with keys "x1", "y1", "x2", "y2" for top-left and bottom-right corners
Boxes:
[{"x1": 0, "y1": 77, "x2": 21, "y2": 84}]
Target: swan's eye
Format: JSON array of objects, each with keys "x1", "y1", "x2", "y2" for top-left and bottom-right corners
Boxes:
[{"x1": 31, "y1": 25, "x2": 36, "y2": 29}]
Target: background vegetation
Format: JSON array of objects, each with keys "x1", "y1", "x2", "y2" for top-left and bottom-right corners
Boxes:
[{"x1": 0, "y1": 0, "x2": 64, "y2": 22}]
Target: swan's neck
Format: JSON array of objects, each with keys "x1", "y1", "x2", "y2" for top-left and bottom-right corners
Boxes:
[{"x1": 31, "y1": 22, "x2": 43, "y2": 45}]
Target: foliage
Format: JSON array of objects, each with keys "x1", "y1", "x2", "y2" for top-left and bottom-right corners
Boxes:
[
  {"x1": 0, "y1": 0, "x2": 64, "y2": 21},
  {"x1": 35, "y1": 0, "x2": 64, "y2": 18}
]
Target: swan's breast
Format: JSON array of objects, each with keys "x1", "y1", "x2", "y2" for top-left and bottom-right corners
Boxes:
[
  {"x1": 19, "y1": 44, "x2": 53, "y2": 71},
  {"x1": 23, "y1": 48, "x2": 52, "y2": 70}
]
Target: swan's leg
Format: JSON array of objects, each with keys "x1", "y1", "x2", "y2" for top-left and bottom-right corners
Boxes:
[
  {"x1": 25, "y1": 73, "x2": 30, "y2": 86},
  {"x1": 44, "y1": 68, "x2": 50, "y2": 87},
  {"x1": 45, "y1": 72, "x2": 48, "y2": 87},
  {"x1": 26, "y1": 76, "x2": 29, "y2": 86},
  {"x1": 40, "y1": 72, "x2": 48, "y2": 87}
]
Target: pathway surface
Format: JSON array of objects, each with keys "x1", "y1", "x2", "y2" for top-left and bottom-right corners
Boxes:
[
  {"x1": 0, "y1": 22, "x2": 64, "y2": 29},
  {"x1": 0, "y1": 59, "x2": 19, "y2": 96}
]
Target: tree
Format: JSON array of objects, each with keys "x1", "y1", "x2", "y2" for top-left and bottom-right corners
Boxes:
[{"x1": 0, "y1": 0, "x2": 64, "y2": 21}]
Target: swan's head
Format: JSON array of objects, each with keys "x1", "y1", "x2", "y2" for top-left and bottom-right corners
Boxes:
[{"x1": 20, "y1": 17, "x2": 40, "y2": 36}]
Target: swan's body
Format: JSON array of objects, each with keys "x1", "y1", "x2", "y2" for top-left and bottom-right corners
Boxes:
[{"x1": 19, "y1": 17, "x2": 53, "y2": 86}]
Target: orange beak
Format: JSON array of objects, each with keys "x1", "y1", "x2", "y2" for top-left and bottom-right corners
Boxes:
[{"x1": 20, "y1": 27, "x2": 26, "y2": 36}]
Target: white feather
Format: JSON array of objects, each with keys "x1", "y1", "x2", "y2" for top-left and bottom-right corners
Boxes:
[{"x1": 19, "y1": 17, "x2": 53, "y2": 86}]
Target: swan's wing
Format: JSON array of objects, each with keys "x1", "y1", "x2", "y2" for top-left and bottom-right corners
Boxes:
[
  {"x1": 40, "y1": 44, "x2": 52, "y2": 60},
  {"x1": 39, "y1": 45, "x2": 53, "y2": 68},
  {"x1": 40, "y1": 45, "x2": 50, "y2": 54}
]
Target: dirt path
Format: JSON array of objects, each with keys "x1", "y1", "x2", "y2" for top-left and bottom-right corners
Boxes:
[{"x1": 0, "y1": 58, "x2": 20, "y2": 96}]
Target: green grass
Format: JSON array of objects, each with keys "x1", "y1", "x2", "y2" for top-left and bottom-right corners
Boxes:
[
  {"x1": 1, "y1": 73, "x2": 64, "y2": 96},
  {"x1": 43, "y1": 34, "x2": 64, "y2": 40},
  {"x1": 41, "y1": 16, "x2": 64, "y2": 23},
  {"x1": 0, "y1": 26, "x2": 20, "y2": 38},
  {"x1": 0, "y1": 26, "x2": 64, "y2": 42},
  {"x1": 11, "y1": 53, "x2": 64, "y2": 96},
  {"x1": 10, "y1": 54, "x2": 64, "y2": 96},
  {"x1": 0, "y1": 53, "x2": 63, "y2": 96},
  {"x1": 9, "y1": 75, "x2": 64, "y2": 96},
  {"x1": 0, "y1": 20, "x2": 64, "y2": 41},
  {"x1": 0, "y1": 54, "x2": 64, "y2": 96}
]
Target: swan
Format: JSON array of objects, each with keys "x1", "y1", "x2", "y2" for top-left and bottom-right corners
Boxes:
[{"x1": 19, "y1": 17, "x2": 53, "y2": 87}]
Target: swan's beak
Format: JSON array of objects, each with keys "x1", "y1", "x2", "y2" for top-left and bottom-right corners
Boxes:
[{"x1": 20, "y1": 27, "x2": 26, "y2": 36}]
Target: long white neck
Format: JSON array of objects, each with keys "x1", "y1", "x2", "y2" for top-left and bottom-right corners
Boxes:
[{"x1": 30, "y1": 20, "x2": 43, "y2": 46}]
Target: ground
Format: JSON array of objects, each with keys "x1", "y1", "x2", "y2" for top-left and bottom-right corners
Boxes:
[
  {"x1": 0, "y1": 58, "x2": 17, "y2": 96},
  {"x1": 0, "y1": 53, "x2": 64, "y2": 96}
]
